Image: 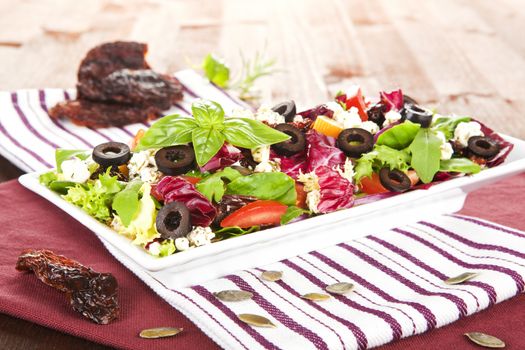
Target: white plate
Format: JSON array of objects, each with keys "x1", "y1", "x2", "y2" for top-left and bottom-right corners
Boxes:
[{"x1": 19, "y1": 135, "x2": 525, "y2": 287}]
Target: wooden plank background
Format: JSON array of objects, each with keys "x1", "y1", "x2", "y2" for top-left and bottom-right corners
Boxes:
[{"x1": 0, "y1": 0, "x2": 524, "y2": 348}]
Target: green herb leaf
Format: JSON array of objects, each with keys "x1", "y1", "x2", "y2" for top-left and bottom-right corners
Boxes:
[
  {"x1": 135, "y1": 114, "x2": 198, "y2": 151},
  {"x1": 113, "y1": 180, "x2": 144, "y2": 226},
  {"x1": 55, "y1": 149, "x2": 90, "y2": 172},
  {"x1": 202, "y1": 53, "x2": 230, "y2": 88},
  {"x1": 280, "y1": 206, "x2": 310, "y2": 225},
  {"x1": 226, "y1": 172, "x2": 296, "y2": 205},
  {"x1": 195, "y1": 167, "x2": 242, "y2": 202},
  {"x1": 192, "y1": 128, "x2": 226, "y2": 166},
  {"x1": 431, "y1": 115, "x2": 471, "y2": 140},
  {"x1": 191, "y1": 99, "x2": 225, "y2": 128},
  {"x1": 39, "y1": 171, "x2": 58, "y2": 186},
  {"x1": 409, "y1": 129, "x2": 442, "y2": 183},
  {"x1": 223, "y1": 118, "x2": 290, "y2": 149},
  {"x1": 440, "y1": 158, "x2": 481, "y2": 174},
  {"x1": 376, "y1": 121, "x2": 420, "y2": 150}
]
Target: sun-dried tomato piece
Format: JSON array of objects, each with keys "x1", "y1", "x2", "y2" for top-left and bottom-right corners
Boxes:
[{"x1": 16, "y1": 249, "x2": 119, "y2": 325}]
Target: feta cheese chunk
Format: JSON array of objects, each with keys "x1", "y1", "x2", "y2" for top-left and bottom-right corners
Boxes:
[
  {"x1": 453, "y1": 121, "x2": 484, "y2": 147},
  {"x1": 128, "y1": 149, "x2": 159, "y2": 183},
  {"x1": 187, "y1": 226, "x2": 215, "y2": 247},
  {"x1": 251, "y1": 145, "x2": 271, "y2": 163},
  {"x1": 255, "y1": 105, "x2": 285, "y2": 125},
  {"x1": 324, "y1": 101, "x2": 345, "y2": 114},
  {"x1": 230, "y1": 108, "x2": 255, "y2": 120},
  {"x1": 436, "y1": 131, "x2": 454, "y2": 160},
  {"x1": 297, "y1": 171, "x2": 320, "y2": 192},
  {"x1": 293, "y1": 115, "x2": 305, "y2": 123},
  {"x1": 383, "y1": 110, "x2": 402, "y2": 127},
  {"x1": 333, "y1": 107, "x2": 362, "y2": 129},
  {"x1": 306, "y1": 190, "x2": 321, "y2": 214},
  {"x1": 335, "y1": 158, "x2": 355, "y2": 183},
  {"x1": 175, "y1": 237, "x2": 190, "y2": 251},
  {"x1": 254, "y1": 160, "x2": 281, "y2": 173},
  {"x1": 359, "y1": 121, "x2": 380, "y2": 135},
  {"x1": 61, "y1": 157, "x2": 91, "y2": 183},
  {"x1": 147, "y1": 242, "x2": 161, "y2": 256}
]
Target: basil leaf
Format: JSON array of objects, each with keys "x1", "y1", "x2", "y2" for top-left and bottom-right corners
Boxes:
[
  {"x1": 226, "y1": 172, "x2": 296, "y2": 205},
  {"x1": 55, "y1": 149, "x2": 90, "y2": 172},
  {"x1": 280, "y1": 206, "x2": 309, "y2": 225},
  {"x1": 195, "y1": 167, "x2": 242, "y2": 202},
  {"x1": 431, "y1": 115, "x2": 471, "y2": 140},
  {"x1": 202, "y1": 53, "x2": 230, "y2": 88},
  {"x1": 223, "y1": 118, "x2": 290, "y2": 148},
  {"x1": 113, "y1": 181, "x2": 143, "y2": 226},
  {"x1": 136, "y1": 114, "x2": 198, "y2": 151},
  {"x1": 376, "y1": 121, "x2": 420, "y2": 150},
  {"x1": 409, "y1": 129, "x2": 441, "y2": 183},
  {"x1": 192, "y1": 128, "x2": 226, "y2": 166},
  {"x1": 191, "y1": 99, "x2": 225, "y2": 128},
  {"x1": 440, "y1": 158, "x2": 481, "y2": 174}
]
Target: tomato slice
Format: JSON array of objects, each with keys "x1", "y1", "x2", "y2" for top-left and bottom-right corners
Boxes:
[
  {"x1": 295, "y1": 183, "x2": 307, "y2": 209},
  {"x1": 220, "y1": 200, "x2": 288, "y2": 228},
  {"x1": 182, "y1": 176, "x2": 201, "y2": 185},
  {"x1": 344, "y1": 88, "x2": 368, "y2": 121},
  {"x1": 359, "y1": 173, "x2": 388, "y2": 194}
]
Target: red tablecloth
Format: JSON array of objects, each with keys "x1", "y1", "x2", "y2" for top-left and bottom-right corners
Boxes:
[{"x1": 0, "y1": 174, "x2": 524, "y2": 350}]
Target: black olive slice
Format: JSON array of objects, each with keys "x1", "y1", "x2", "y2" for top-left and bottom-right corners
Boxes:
[
  {"x1": 379, "y1": 168, "x2": 411, "y2": 192},
  {"x1": 403, "y1": 95, "x2": 418, "y2": 106},
  {"x1": 92, "y1": 142, "x2": 131, "y2": 167},
  {"x1": 271, "y1": 100, "x2": 297, "y2": 122},
  {"x1": 155, "y1": 145, "x2": 196, "y2": 176},
  {"x1": 467, "y1": 136, "x2": 500, "y2": 159},
  {"x1": 403, "y1": 104, "x2": 433, "y2": 128},
  {"x1": 271, "y1": 124, "x2": 306, "y2": 156},
  {"x1": 367, "y1": 102, "x2": 386, "y2": 127},
  {"x1": 336, "y1": 128, "x2": 374, "y2": 158},
  {"x1": 156, "y1": 201, "x2": 192, "y2": 239}
]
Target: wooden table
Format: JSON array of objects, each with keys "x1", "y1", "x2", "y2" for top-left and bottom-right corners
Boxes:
[{"x1": 1, "y1": 0, "x2": 524, "y2": 348}]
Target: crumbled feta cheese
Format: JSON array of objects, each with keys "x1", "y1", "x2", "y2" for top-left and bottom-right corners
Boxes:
[
  {"x1": 453, "y1": 121, "x2": 484, "y2": 147},
  {"x1": 297, "y1": 171, "x2": 320, "y2": 192},
  {"x1": 383, "y1": 110, "x2": 402, "y2": 127},
  {"x1": 255, "y1": 105, "x2": 285, "y2": 125},
  {"x1": 324, "y1": 101, "x2": 345, "y2": 114},
  {"x1": 254, "y1": 160, "x2": 280, "y2": 173},
  {"x1": 436, "y1": 131, "x2": 454, "y2": 160},
  {"x1": 359, "y1": 121, "x2": 380, "y2": 135},
  {"x1": 251, "y1": 145, "x2": 271, "y2": 163},
  {"x1": 175, "y1": 237, "x2": 190, "y2": 251},
  {"x1": 335, "y1": 158, "x2": 355, "y2": 183},
  {"x1": 306, "y1": 190, "x2": 321, "y2": 214},
  {"x1": 187, "y1": 226, "x2": 215, "y2": 247},
  {"x1": 230, "y1": 108, "x2": 255, "y2": 119},
  {"x1": 61, "y1": 157, "x2": 91, "y2": 183},
  {"x1": 333, "y1": 107, "x2": 362, "y2": 129},
  {"x1": 128, "y1": 149, "x2": 159, "y2": 183},
  {"x1": 147, "y1": 242, "x2": 161, "y2": 256},
  {"x1": 293, "y1": 115, "x2": 305, "y2": 123}
]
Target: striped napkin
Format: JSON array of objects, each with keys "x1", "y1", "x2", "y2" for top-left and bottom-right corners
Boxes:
[
  {"x1": 0, "y1": 69, "x2": 250, "y2": 173},
  {"x1": 102, "y1": 214, "x2": 525, "y2": 350}
]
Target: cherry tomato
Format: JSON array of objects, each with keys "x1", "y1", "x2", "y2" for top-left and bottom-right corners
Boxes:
[
  {"x1": 344, "y1": 88, "x2": 368, "y2": 121},
  {"x1": 220, "y1": 200, "x2": 288, "y2": 228},
  {"x1": 295, "y1": 183, "x2": 307, "y2": 209},
  {"x1": 182, "y1": 176, "x2": 201, "y2": 185},
  {"x1": 359, "y1": 173, "x2": 388, "y2": 194}
]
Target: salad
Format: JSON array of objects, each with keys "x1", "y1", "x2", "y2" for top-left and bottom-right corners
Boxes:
[{"x1": 40, "y1": 88, "x2": 513, "y2": 257}]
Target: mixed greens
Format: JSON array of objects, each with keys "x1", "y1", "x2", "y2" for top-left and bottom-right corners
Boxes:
[{"x1": 40, "y1": 88, "x2": 513, "y2": 257}]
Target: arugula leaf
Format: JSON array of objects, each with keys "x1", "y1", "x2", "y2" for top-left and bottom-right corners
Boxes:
[
  {"x1": 195, "y1": 167, "x2": 242, "y2": 202},
  {"x1": 280, "y1": 206, "x2": 310, "y2": 225},
  {"x1": 135, "y1": 114, "x2": 198, "y2": 151},
  {"x1": 191, "y1": 99, "x2": 225, "y2": 128},
  {"x1": 353, "y1": 145, "x2": 411, "y2": 184},
  {"x1": 431, "y1": 115, "x2": 471, "y2": 140},
  {"x1": 112, "y1": 180, "x2": 143, "y2": 226},
  {"x1": 376, "y1": 121, "x2": 420, "y2": 150},
  {"x1": 409, "y1": 128, "x2": 441, "y2": 183},
  {"x1": 226, "y1": 172, "x2": 296, "y2": 205},
  {"x1": 55, "y1": 149, "x2": 90, "y2": 172},
  {"x1": 440, "y1": 158, "x2": 481, "y2": 174},
  {"x1": 202, "y1": 53, "x2": 230, "y2": 88},
  {"x1": 192, "y1": 128, "x2": 226, "y2": 166},
  {"x1": 223, "y1": 118, "x2": 290, "y2": 148}
]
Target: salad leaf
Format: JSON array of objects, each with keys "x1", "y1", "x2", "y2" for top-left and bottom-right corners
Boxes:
[
  {"x1": 353, "y1": 145, "x2": 411, "y2": 183},
  {"x1": 200, "y1": 143, "x2": 242, "y2": 172},
  {"x1": 159, "y1": 239, "x2": 176, "y2": 257},
  {"x1": 280, "y1": 206, "x2": 309, "y2": 225},
  {"x1": 380, "y1": 89, "x2": 404, "y2": 111},
  {"x1": 135, "y1": 114, "x2": 198, "y2": 151},
  {"x1": 39, "y1": 171, "x2": 57, "y2": 186},
  {"x1": 195, "y1": 167, "x2": 242, "y2": 202},
  {"x1": 192, "y1": 128, "x2": 226, "y2": 166},
  {"x1": 226, "y1": 172, "x2": 297, "y2": 205},
  {"x1": 55, "y1": 149, "x2": 90, "y2": 172},
  {"x1": 112, "y1": 180, "x2": 143, "y2": 226},
  {"x1": 222, "y1": 118, "x2": 290, "y2": 149},
  {"x1": 305, "y1": 130, "x2": 346, "y2": 172},
  {"x1": 191, "y1": 99, "x2": 225, "y2": 128},
  {"x1": 213, "y1": 225, "x2": 259, "y2": 238},
  {"x1": 49, "y1": 181, "x2": 79, "y2": 195},
  {"x1": 409, "y1": 128, "x2": 441, "y2": 183},
  {"x1": 315, "y1": 166, "x2": 355, "y2": 213},
  {"x1": 431, "y1": 115, "x2": 471, "y2": 140},
  {"x1": 202, "y1": 53, "x2": 230, "y2": 88},
  {"x1": 376, "y1": 121, "x2": 420, "y2": 150},
  {"x1": 440, "y1": 158, "x2": 481, "y2": 174}
]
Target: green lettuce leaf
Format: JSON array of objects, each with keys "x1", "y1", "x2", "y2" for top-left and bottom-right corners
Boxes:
[
  {"x1": 159, "y1": 239, "x2": 176, "y2": 257},
  {"x1": 440, "y1": 158, "x2": 481, "y2": 174},
  {"x1": 112, "y1": 180, "x2": 143, "y2": 226},
  {"x1": 195, "y1": 167, "x2": 242, "y2": 202},
  {"x1": 226, "y1": 172, "x2": 296, "y2": 205},
  {"x1": 431, "y1": 115, "x2": 471, "y2": 140},
  {"x1": 353, "y1": 145, "x2": 411, "y2": 184},
  {"x1": 376, "y1": 121, "x2": 420, "y2": 150},
  {"x1": 409, "y1": 128, "x2": 442, "y2": 183},
  {"x1": 135, "y1": 114, "x2": 198, "y2": 151},
  {"x1": 39, "y1": 171, "x2": 58, "y2": 186}
]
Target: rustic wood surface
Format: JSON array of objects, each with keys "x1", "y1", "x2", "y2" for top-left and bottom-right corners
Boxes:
[{"x1": 1, "y1": 0, "x2": 524, "y2": 349}]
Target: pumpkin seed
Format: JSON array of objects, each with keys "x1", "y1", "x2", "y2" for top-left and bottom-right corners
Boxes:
[
  {"x1": 139, "y1": 327, "x2": 183, "y2": 339},
  {"x1": 261, "y1": 270, "x2": 283, "y2": 282},
  {"x1": 326, "y1": 282, "x2": 354, "y2": 295},
  {"x1": 238, "y1": 313, "x2": 277, "y2": 328},
  {"x1": 301, "y1": 293, "x2": 331, "y2": 301},
  {"x1": 445, "y1": 272, "x2": 478, "y2": 285},
  {"x1": 464, "y1": 332, "x2": 505, "y2": 348},
  {"x1": 214, "y1": 290, "x2": 253, "y2": 302}
]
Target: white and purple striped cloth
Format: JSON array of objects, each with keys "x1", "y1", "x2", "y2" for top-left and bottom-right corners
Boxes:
[
  {"x1": 103, "y1": 214, "x2": 525, "y2": 349},
  {"x1": 0, "y1": 69, "x2": 250, "y2": 173}
]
